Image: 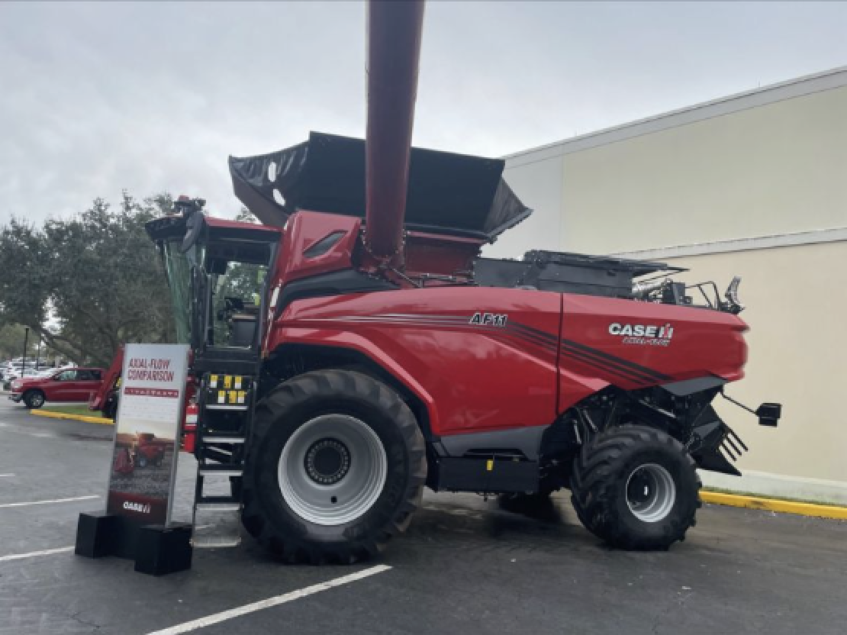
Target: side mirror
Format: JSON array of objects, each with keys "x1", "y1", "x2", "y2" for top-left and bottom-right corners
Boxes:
[{"x1": 756, "y1": 403, "x2": 781, "y2": 427}]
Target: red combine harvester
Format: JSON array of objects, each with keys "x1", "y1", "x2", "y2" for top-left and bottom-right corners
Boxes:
[{"x1": 143, "y1": 1, "x2": 779, "y2": 561}]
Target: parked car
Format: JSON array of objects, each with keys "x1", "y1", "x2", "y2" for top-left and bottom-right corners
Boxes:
[
  {"x1": 9, "y1": 367, "x2": 105, "y2": 409},
  {"x1": 4, "y1": 367, "x2": 42, "y2": 382},
  {"x1": 2, "y1": 361, "x2": 50, "y2": 375}
]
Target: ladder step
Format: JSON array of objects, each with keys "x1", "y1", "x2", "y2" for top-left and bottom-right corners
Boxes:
[
  {"x1": 202, "y1": 436, "x2": 246, "y2": 444},
  {"x1": 199, "y1": 464, "x2": 243, "y2": 476},
  {"x1": 193, "y1": 505, "x2": 242, "y2": 549},
  {"x1": 201, "y1": 447, "x2": 234, "y2": 464},
  {"x1": 195, "y1": 502, "x2": 241, "y2": 512},
  {"x1": 192, "y1": 535, "x2": 242, "y2": 549},
  {"x1": 197, "y1": 495, "x2": 240, "y2": 505}
]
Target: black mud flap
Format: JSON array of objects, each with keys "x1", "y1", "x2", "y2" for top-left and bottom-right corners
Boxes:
[{"x1": 687, "y1": 406, "x2": 748, "y2": 477}]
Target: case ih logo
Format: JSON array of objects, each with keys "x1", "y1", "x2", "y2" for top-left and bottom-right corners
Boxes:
[
  {"x1": 609, "y1": 322, "x2": 674, "y2": 347},
  {"x1": 470, "y1": 312, "x2": 508, "y2": 327},
  {"x1": 123, "y1": 501, "x2": 152, "y2": 514}
]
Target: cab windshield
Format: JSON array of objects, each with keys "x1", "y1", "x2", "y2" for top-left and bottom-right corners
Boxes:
[
  {"x1": 209, "y1": 261, "x2": 268, "y2": 348},
  {"x1": 160, "y1": 232, "x2": 276, "y2": 353},
  {"x1": 162, "y1": 240, "x2": 193, "y2": 345}
]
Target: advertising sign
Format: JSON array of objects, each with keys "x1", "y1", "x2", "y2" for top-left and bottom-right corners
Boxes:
[{"x1": 106, "y1": 343, "x2": 189, "y2": 526}]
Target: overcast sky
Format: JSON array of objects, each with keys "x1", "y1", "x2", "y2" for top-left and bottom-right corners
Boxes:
[{"x1": 2, "y1": 1, "x2": 846, "y2": 224}]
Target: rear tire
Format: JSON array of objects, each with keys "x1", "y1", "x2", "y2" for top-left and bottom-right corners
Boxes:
[
  {"x1": 23, "y1": 390, "x2": 45, "y2": 409},
  {"x1": 241, "y1": 370, "x2": 426, "y2": 564},
  {"x1": 570, "y1": 425, "x2": 700, "y2": 551}
]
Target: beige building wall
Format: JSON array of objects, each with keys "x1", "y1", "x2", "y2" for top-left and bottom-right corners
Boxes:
[
  {"x1": 559, "y1": 85, "x2": 847, "y2": 255},
  {"x1": 498, "y1": 68, "x2": 847, "y2": 503},
  {"x1": 666, "y1": 242, "x2": 847, "y2": 502}
]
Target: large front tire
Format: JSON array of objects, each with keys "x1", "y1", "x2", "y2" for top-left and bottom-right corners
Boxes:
[
  {"x1": 241, "y1": 370, "x2": 426, "y2": 564},
  {"x1": 570, "y1": 426, "x2": 700, "y2": 550}
]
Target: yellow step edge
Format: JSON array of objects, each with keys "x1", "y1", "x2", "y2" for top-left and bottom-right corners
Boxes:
[
  {"x1": 701, "y1": 490, "x2": 847, "y2": 521},
  {"x1": 30, "y1": 409, "x2": 114, "y2": 426}
]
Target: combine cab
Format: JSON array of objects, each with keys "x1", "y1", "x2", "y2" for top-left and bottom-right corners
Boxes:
[{"x1": 145, "y1": 0, "x2": 779, "y2": 561}]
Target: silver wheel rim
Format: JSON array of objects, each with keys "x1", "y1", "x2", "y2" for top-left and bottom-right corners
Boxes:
[
  {"x1": 32, "y1": 393, "x2": 43, "y2": 407},
  {"x1": 278, "y1": 414, "x2": 387, "y2": 526},
  {"x1": 625, "y1": 463, "x2": 676, "y2": 523}
]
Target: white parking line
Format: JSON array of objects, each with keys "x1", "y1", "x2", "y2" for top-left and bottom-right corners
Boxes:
[
  {"x1": 0, "y1": 495, "x2": 99, "y2": 509},
  {"x1": 0, "y1": 474, "x2": 14, "y2": 477},
  {"x1": 0, "y1": 546, "x2": 74, "y2": 562},
  {"x1": 146, "y1": 564, "x2": 392, "y2": 635}
]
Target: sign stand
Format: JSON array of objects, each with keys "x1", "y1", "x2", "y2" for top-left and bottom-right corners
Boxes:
[
  {"x1": 75, "y1": 344, "x2": 193, "y2": 576},
  {"x1": 75, "y1": 513, "x2": 193, "y2": 575}
]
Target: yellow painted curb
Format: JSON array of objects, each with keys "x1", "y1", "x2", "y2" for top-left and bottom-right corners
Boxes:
[
  {"x1": 701, "y1": 490, "x2": 847, "y2": 520},
  {"x1": 30, "y1": 409, "x2": 114, "y2": 426}
]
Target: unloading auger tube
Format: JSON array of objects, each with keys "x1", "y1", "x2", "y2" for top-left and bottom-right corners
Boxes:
[{"x1": 363, "y1": 0, "x2": 425, "y2": 264}]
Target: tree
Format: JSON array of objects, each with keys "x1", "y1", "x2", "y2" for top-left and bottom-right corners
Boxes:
[
  {"x1": 0, "y1": 192, "x2": 176, "y2": 367},
  {"x1": 0, "y1": 323, "x2": 42, "y2": 361}
]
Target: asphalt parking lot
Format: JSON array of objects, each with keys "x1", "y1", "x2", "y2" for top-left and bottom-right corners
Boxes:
[{"x1": 1, "y1": 398, "x2": 845, "y2": 635}]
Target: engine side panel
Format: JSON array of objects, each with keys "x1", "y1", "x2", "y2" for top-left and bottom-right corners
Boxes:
[
  {"x1": 271, "y1": 287, "x2": 561, "y2": 437},
  {"x1": 558, "y1": 293, "x2": 748, "y2": 411}
]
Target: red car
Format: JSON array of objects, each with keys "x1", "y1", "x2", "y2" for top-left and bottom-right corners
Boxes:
[{"x1": 9, "y1": 367, "x2": 105, "y2": 409}]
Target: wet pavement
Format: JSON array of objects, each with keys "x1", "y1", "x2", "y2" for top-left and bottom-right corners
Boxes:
[{"x1": 1, "y1": 399, "x2": 845, "y2": 634}]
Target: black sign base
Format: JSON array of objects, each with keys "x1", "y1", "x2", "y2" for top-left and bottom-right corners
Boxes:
[
  {"x1": 75, "y1": 512, "x2": 193, "y2": 576},
  {"x1": 75, "y1": 511, "x2": 120, "y2": 558},
  {"x1": 134, "y1": 524, "x2": 193, "y2": 575}
]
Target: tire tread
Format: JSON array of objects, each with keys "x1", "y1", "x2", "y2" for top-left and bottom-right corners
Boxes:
[
  {"x1": 570, "y1": 425, "x2": 701, "y2": 550},
  {"x1": 241, "y1": 369, "x2": 426, "y2": 564}
]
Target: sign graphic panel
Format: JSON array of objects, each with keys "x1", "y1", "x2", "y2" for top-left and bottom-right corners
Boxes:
[{"x1": 106, "y1": 343, "x2": 189, "y2": 526}]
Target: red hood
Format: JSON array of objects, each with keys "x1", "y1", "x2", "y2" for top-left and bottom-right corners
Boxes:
[{"x1": 11, "y1": 376, "x2": 49, "y2": 390}]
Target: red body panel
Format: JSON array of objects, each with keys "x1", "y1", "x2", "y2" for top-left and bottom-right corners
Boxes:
[
  {"x1": 273, "y1": 287, "x2": 561, "y2": 437},
  {"x1": 401, "y1": 231, "x2": 484, "y2": 283},
  {"x1": 269, "y1": 285, "x2": 749, "y2": 438},
  {"x1": 560, "y1": 293, "x2": 747, "y2": 405},
  {"x1": 274, "y1": 210, "x2": 485, "y2": 286},
  {"x1": 276, "y1": 212, "x2": 361, "y2": 285},
  {"x1": 204, "y1": 216, "x2": 282, "y2": 234}
]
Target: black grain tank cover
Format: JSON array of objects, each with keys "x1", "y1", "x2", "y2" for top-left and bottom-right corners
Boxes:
[
  {"x1": 474, "y1": 250, "x2": 684, "y2": 299},
  {"x1": 229, "y1": 132, "x2": 531, "y2": 242}
]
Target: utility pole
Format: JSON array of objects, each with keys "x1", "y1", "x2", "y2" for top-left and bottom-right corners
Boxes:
[{"x1": 22, "y1": 327, "x2": 29, "y2": 376}]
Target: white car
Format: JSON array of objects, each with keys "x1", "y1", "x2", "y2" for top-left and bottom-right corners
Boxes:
[{"x1": 6, "y1": 368, "x2": 40, "y2": 380}]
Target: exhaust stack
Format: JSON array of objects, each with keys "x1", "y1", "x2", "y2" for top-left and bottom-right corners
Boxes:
[{"x1": 364, "y1": 0, "x2": 425, "y2": 263}]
